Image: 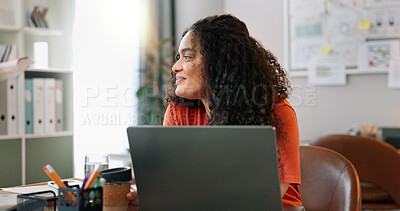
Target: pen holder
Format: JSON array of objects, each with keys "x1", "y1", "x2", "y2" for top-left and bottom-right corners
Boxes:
[
  {"x1": 58, "y1": 187, "x2": 103, "y2": 211},
  {"x1": 17, "y1": 190, "x2": 57, "y2": 211}
]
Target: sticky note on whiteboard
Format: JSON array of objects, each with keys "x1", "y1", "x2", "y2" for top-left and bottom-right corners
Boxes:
[
  {"x1": 320, "y1": 45, "x2": 332, "y2": 54},
  {"x1": 358, "y1": 20, "x2": 371, "y2": 30}
]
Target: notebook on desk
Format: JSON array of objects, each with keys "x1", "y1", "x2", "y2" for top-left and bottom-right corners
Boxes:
[{"x1": 127, "y1": 126, "x2": 283, "y2": 211}]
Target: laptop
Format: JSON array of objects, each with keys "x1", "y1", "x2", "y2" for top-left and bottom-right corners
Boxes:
[
  {"x1": 127, "y1": 126, "x2": 283, "y2": 211},
  {"x1": 381, "y1": 127, "x2": 400, "y2": 149}
]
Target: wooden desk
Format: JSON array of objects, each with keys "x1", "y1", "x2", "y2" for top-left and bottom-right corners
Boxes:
[{"x1": 1, "y1": 181, "x2": 305, "y2": 211}]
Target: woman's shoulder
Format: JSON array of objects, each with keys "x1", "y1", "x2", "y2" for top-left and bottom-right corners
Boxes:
[{"x1": 273, "y1": 98, "x2": 296, "y2": 115}]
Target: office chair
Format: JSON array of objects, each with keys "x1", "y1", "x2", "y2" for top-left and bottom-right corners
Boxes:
[
  {"x1": 312, "y1": 134, "x2": 400, "y2": 210},
  {"x1": 300, "y1": 146, "x2": 361, "y2": 211}
]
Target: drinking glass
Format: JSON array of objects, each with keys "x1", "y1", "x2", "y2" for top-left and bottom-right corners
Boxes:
[{"x1": 84, "y1": 154, "x2": 109, "y2": 177}]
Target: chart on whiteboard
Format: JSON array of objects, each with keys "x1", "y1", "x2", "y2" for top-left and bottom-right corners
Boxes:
[{"x1": 288, "y1": 0, "x2": 400, "y2": 72}]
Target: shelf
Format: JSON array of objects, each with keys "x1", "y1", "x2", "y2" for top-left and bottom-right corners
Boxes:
[
  {"x1": 0, "y1": 25, "x2": 20, "y2": 32},
  {"x1": 0, "y1": 135, "x2": 23, "y2": 141},
  {"x1": 26, "y1": 68, "x2": 73, "y2": 74},
  {"x1": 25, "y1": 131, "x2": 74, "y2": 139},
  {"x1": 288, "y1": 71, "x2": 307, "y2": 77},
  {"x1": 23, "y1": 27, "x2": 63, "y2": 36},
  {"x1": 288, "y1": 69, "x2": 389, "y2": 78},
  {"x1": 346, "y1": 69, "x2": 388, "y2": 75}
]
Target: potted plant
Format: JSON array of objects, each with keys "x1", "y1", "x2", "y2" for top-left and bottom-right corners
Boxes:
[{"x1": 136, "y1": 37, "x2": 175, "y2": 125}]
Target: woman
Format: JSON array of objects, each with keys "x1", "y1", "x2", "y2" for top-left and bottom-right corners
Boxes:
[{"x1": 127, "y1": 14, "x2": 301, "y2": 210}]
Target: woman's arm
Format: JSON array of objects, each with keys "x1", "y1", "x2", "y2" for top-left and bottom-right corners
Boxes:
[{"x1": 281, "y1": 183, "x2": 290, "y2": 198}]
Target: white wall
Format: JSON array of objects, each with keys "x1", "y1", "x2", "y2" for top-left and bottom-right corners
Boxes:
[
  {"x1": 174, "y1": 0, "x2": 400, "y2": 142},
  {"x1": 290, "y1": 74, "x2": 400, "y2": 142},
  {"x1": 224, "y1": 0, "x2": 284, "y2": 63},
  {"x1": 175, "y1": 0, "x2": 224, "y2": 41}
]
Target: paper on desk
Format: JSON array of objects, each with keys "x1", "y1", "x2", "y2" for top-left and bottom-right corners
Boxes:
[
  {"x1": 389, "y1": 57, "x2": 400, "y2": 89},
  {"x1": 0, "y1": 194, "x2": 18, "y2": 210},
  {"x1": 2, "y1": 185, "x2": 58, "y2": 195}
]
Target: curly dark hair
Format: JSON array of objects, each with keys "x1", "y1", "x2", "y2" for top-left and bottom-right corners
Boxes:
[{"x1": 165, "y1": 14, "x2": 290, "y2": 130}]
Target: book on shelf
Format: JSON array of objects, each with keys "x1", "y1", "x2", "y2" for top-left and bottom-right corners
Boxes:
[
  {"x1": 26, "y1": 13, "x2": 35, "y2": 27},
  {"x1": 0, "y1": 45, "x2": 8, "y2": 62},
  {"x1": 0, "y1": 44, "x2": 17, "y2": 63},
  {"x1": 26, "y1": 6, "x2": 49, "y2": 28},
  {"x1": 0, "y1": 57, "x2": 32, "y2": 82}
]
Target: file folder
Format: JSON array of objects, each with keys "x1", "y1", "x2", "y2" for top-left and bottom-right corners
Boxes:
[
  {"x1": 55, "y1": 79, "x2": 63, "y2": 131},
  {"x1": 33, "y1": 78, "x2": 44, "y2": 134},
  {"x1": 0, "y1": 78, "x2": 18, "y2": 135},
  {"x1": 44, "y1": 78, "x2": 56, "y2": 133},
  {"x1": 0, "y1": 80, "x2": 7, "y2": 134},
  {"x1": 25, "y1": 79, "x2": 33, "y2": 134}
]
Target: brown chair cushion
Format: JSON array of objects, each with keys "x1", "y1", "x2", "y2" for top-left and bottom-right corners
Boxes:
[
  {"x1": 311, "y1": 134, "x2": 400, "y2": 208},
  {"x1": 300, "y1": 146, "x2": 361, "y2": 211},
  {"x1": 362, "y1": 202, "x2": 399, "y2": 210},
  {"x1": 362, "y1": 186, "x2": 393, "y2": 202}
]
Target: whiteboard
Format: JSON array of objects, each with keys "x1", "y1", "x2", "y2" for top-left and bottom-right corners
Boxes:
[{"x1": 286, "y1": 0, "x2": 400, "y2": 73}]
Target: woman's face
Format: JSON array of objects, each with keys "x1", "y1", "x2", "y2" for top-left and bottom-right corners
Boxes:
[{"x1": 172, "y1": 31, "x2": 206, "y2": 100}]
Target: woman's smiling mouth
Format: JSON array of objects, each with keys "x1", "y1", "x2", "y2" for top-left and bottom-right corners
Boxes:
[{"x1": 176, "y1": 75, "x2": 186, "y2": 85}]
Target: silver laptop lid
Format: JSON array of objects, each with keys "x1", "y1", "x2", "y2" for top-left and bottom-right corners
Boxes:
[{"x1": 127, "y1": 126, "x2": 283, "y2": 211}]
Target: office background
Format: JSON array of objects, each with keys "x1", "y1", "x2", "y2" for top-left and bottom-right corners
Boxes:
[
  {"x1": 172, "y1": 0, "x2": 400, "y2": 143},
  {"x1": 73, "y1": 0, "x2": 400, "y2": 177},
  {"x1": 0, "y1": 0, "x2": 398, "y2": 181}
]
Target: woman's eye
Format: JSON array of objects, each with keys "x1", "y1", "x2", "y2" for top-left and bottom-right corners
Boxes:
[{"x1": 184, "y1": 56, "x2": 191, "y2": 61}]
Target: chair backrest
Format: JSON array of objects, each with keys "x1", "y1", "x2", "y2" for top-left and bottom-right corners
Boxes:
[
  {"x1": 311, "y1": 134, "x2": 400, "y2": 206},
  {"x1": 300, "y1": 146, "x2": 361, "y2": 211}
]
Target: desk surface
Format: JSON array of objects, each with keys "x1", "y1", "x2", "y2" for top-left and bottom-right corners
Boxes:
[
  {"x1": 0, "y1": 178, "x2": 82, "y2": 194},
  {"x1": 1, "y1": 180, "x2": 304, "y2": 211}
]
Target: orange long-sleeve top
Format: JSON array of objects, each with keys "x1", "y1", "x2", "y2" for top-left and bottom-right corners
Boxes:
[{"x1": 163, "y1": 99, "x2": 302, "y2": 206}]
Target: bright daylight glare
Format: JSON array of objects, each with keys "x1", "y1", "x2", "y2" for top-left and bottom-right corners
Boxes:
[{"x1": 72, "y1": 0, "x2": 140, "y2": 178}]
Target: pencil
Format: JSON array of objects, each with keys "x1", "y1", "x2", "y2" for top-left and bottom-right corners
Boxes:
[
  {"x1": 43, "y1": 164, "x2": 76, "y2": 201},
  {"x1": 84, "y1": 170, "x2": 101, "y2": 190},
  {"x1": 43, "y1": 164, "x2": 67, "y2": 188},
  {"x1": 362, "y1": 124, "x2": 368, "y2": 134},
  {"x1": 369, "y1": 125, "x2": 375, "y2": 135}
]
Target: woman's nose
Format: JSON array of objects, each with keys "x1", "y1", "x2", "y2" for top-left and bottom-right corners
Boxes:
[{"x1": 172, "y1": 60, "x2": 182, "y2": 73}]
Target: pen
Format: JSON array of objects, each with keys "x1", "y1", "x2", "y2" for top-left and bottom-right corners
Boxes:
[
  {"x1": 81, "y1": 176, "x2": 88, "y2": 190},
  {"x1": 94, "y1": 175, "x2": 102, "y2": 188}
]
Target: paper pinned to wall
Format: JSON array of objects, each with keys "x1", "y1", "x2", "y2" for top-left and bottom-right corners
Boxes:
[
  {"x1": 388, "y1": 57, "x2": 400, "y2": 89},
  {"x1": 289, "y1": 14, "x2": 326, "y2": 69},
  {"x1": 364, "y1": 0, "x2": 400, "y2": 9},
  {"x1": 307, "y1": 55, "x2": 347, "y2": 86},
  {"x1": 357, "y1": 40, "x2": 400, "y2": 71},
  {"x1": 289, "y1": 0, "x2": 326, "y2": 70},
  {"x1": 365, "y1": 8, "x2": 400, "y2": 39},
  {"x1": 289, "y1": 0, "x2": 324, "y2": 17}
]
